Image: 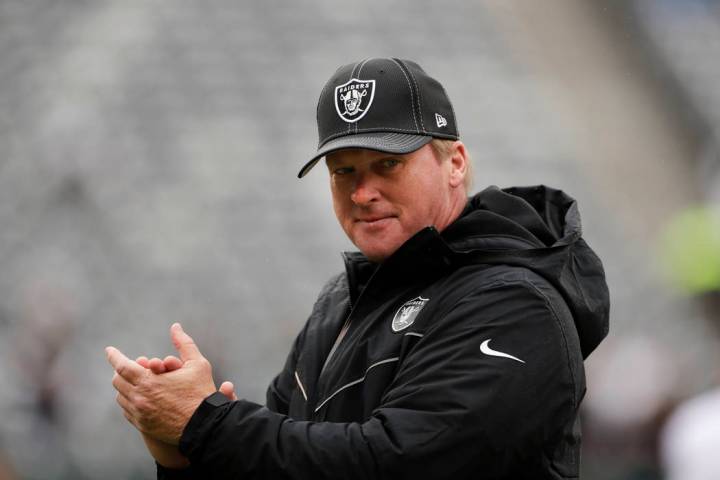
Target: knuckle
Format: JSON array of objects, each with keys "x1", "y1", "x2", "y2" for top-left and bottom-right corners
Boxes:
[
  {"x1": 134, "y1": 396, "x2": 149, "y2": 413},
  {"x1": 122, "y1": 409, "x2": 134, "y2": 425},
  {"x1": 195, "y1": 357, "x2": 211, "y2": 373},
  {"x1": 135, "y1": 372, "x2": 149, "y2": 389}
]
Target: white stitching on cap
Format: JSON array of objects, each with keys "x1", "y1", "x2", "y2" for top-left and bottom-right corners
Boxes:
[
  {"x1": 321, "y1": 127, "x2": 444, "y2": 143},
  {"x1": 390, "y1": 58, "x2": 419, "y2": 132},
  {"x1": 404, "y1": 62, "x2": 426, "y2": 132},
  {"x1": 319, "y1": 133, "x2": 427, "y2": 148},
  {"x1": 347, "y1": 60, "x2": 367, "y2": 135},
  {"x1": 355, "y1": 58, "x2": 373, "y2": 135},
  {"x1": 323, "y1": 137, "x2": 423, "y2": 148},
  {"x1": 319, "y1": 140, "x2": 424, "y2": 155},
  {"x1": 356, "y1": 58, "x2": 373, "y2": 76}
]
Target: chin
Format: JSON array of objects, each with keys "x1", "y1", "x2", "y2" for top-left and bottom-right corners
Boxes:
[
  {"x1": 361, "y1": 252, "x2": 388, "y2": 263},
  {"x1": 356, "y1": 241, "x2": 402, "y2": 263},
  {"x1": 349, "y1": 228, "x2": 409, "y2": 263}
]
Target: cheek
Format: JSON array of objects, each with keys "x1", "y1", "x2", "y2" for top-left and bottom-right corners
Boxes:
[
  {"x1": 401, "y1": 182, "x2": 444, "y2": 225},
  {"x1": 331, "y1": 190, "x2": 353, "y2": 227}
]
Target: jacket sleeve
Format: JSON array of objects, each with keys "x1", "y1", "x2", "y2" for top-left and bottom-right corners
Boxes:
[
  {"x1": 155, "y1": 330, "x2": 304, "y2": 480},
  {"x1": 155, "y1": 281, "x2": 322, "y2": 480},
  {"x1": 175, "y1": 278, "x2": 584, "y2": 479}
]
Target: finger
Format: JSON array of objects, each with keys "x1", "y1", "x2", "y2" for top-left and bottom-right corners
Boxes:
[
  {"x1": 118, "y1": 400, "x2": 141, "y2": 431},
  {"x1": 116, "y1": 392, "x2": 142, "y2": 430},
  {"x1": 116, "y1": 391, "x2": 134, "y2": 414},
  {"x1": 106, "y1": 346, "x2": 144, "y2": 385},
  {"x1": 170, "y1": 323, "x2": 203, "y2": 362},
  {"x1": 136, "y1": 356, "x2": 150, "y2": 368},
  {"x1": 163, "y1": 355, "x2": 183, "y2": 372},
  {"x1": 219, "y1": 381, "x2": 238, "y2": 401},
  {"x1": 112, "y1": 372, "x2": 136, "y2": 397},
  {"x1": 148, "y1": 357, "x2": 167, "y2": 374},
  {"x1": 122, "y1": 408, "x2": 138, "y2": 430}
]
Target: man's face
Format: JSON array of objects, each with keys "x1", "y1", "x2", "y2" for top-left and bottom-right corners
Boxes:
[
  {"x1": 326, "y1": 144, "x2": 462, "y2": 262},
  {"x1": 346, "y1": 98, "x2": 358, "y2": 112}
]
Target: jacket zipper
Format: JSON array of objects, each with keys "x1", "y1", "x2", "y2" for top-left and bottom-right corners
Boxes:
[
  {"x1": 319, "y1": 255, "x2": 384, "y2": 377},
  {"x1": 315, "y1": 256, "x2": 387, "y2": 415},
  {"x1": 319, "y1": 282, "x2": 353, "y2": 375}
]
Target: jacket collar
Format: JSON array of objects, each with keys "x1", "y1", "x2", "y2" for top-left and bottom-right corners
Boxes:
[{"x1": 342, "y1": 226, "x2": 456, "y2": 304}]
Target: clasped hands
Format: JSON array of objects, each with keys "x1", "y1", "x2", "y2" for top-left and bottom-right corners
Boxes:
[{"x1": 105, "y1": 323, "x2": 236, "y2": 469}]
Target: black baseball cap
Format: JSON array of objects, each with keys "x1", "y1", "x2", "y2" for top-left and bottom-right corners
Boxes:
[{"x1": 297, "y1": 58, "x2": 459, "y2": 178}]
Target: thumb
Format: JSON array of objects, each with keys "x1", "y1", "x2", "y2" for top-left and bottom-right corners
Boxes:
[
  {"x1": 170, "y1": 323, "x2": 203, "y2": 362},
  {"x1": 219, "y1": 381, "x2": 238, "y2": 401}
]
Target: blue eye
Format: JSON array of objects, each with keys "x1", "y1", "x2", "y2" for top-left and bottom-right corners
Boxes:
[{"x1": 381, "y1": 159, "x2": 400, "y2": 168}]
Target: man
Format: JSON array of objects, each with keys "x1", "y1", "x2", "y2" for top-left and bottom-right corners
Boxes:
[{"x1": 107, "y1": 58, "x2": 609, "y2": 479}]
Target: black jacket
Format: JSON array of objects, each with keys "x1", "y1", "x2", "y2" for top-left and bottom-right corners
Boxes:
[{"x1": 159, "y1": 185, "x2": 609, "y2": 479}]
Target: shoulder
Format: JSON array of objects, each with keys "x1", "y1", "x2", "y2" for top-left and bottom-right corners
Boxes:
[
  {"x1": 461, "y1": 264, "x2": 575, "y2": 334},
  {"x1": 426, "y1": 263, "x2": 582, "y2": 367},
  {"x1": 437, "y1": 263, "x2": 567, "y2": 312},
  {"x1": 453, "y1": 262, "x2": 555, "y2": 289}
]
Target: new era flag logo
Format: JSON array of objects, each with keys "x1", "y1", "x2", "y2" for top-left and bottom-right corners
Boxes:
[{"x1": 435, "y1": 113, "x2": 448, "y2": 128}]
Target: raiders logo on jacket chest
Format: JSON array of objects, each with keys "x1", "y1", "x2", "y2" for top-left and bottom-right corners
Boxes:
[{"x1": 391, "y1": 296, "x2": 429, "y2": 332}]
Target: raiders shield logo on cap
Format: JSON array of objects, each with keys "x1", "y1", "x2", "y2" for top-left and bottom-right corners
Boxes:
[
  {"x1": 392, "y1": 296, "x2": 429, "y2": 332},
  {"x1": 334, "y1": 78, "x2": 375, "y2": 123}
]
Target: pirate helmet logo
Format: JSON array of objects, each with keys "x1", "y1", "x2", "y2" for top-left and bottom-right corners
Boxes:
[
  {"x1": 334, "y1": 78, "x2": 375, "y2": 123},
  {"x1": 392, "y1": 296, "x2": 429, "y2": 332}
]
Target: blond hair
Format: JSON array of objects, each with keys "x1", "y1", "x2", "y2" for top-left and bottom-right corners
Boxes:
[{"x1": 429, "y1": 139, "x2": 473, "y2": 191}]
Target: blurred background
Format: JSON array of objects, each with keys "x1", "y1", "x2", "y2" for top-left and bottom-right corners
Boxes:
[{"x1": 1, "y1": 0, "x2": 719, "y2": 478}]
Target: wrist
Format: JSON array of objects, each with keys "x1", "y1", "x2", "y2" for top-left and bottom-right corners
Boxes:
[
  {"x1": 142, "y1": 432, "x2": 190, "y2": 469},
  {"x1": 179, "y1": 391, "x2": 234, "y2": 460}
]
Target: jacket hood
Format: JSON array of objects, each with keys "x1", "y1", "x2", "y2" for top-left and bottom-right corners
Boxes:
[{"x1": 442, "y1": 185, "x2": 610, "y2": 358}]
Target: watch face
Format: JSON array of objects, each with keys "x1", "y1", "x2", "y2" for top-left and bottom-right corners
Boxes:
[{"x1": 206, "y1": 391, "x2": 231, "y2": 407}]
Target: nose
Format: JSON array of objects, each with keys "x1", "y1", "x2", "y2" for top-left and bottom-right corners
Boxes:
[{"x1": 350, "y1": 173, "x2": 380, "y2": 206}]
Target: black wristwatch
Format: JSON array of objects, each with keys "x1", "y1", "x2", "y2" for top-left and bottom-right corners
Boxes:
[
  {"x1": 177, "y1": 390, "x2": 234, "y2": 460},
  {"x1": 204, "y1": 390, "x2": 232, "y2": 407}
]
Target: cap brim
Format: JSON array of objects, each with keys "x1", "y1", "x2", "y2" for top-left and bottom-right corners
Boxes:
[{"x1": 297, "y1": 132, "x2": 433, "y2": 178}]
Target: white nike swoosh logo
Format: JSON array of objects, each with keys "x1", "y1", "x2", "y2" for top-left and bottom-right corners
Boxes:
[{"x1": 480, "y1": 339, "x2": 525, "y2": 364}]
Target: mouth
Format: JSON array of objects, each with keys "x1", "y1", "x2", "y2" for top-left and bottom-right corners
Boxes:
[
  {"x1": 355, "y1": 215, "x2": 395, "y2": 223},
  {"x1": 354, "y1": 215, "x2": 396, "y2": 226}
]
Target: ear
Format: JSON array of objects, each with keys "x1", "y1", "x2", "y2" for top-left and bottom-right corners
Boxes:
[{"x1": 447, "y1": 141, "x2": 468, "y2": 189}]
